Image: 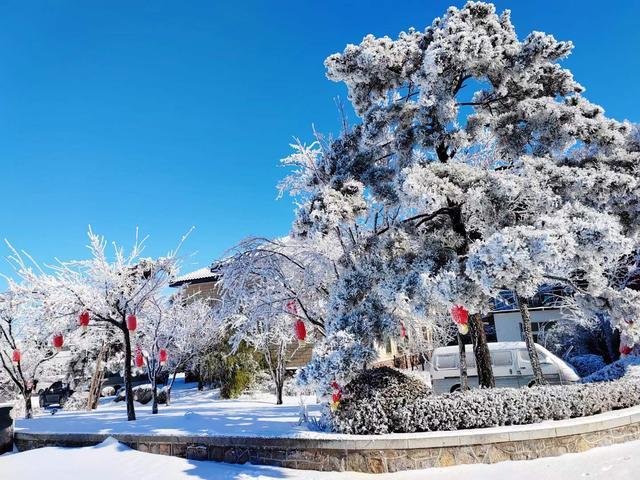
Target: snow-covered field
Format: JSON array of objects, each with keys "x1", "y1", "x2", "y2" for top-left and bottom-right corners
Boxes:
[
  {"x1": 1, "y1": 435, "x2": 638, "y2": 479},
  {"x1": 16, "y1": 379, "x2": 322, "y2": 437}
]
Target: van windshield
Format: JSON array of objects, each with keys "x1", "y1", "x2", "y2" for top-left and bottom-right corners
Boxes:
[{"x1": 518, "y1": 349, "x2": 551, "y2": 364}]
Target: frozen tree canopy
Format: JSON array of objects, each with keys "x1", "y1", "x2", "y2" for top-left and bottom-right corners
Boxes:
[{"x1": 279, "y1": 2, "x2": 640, "y2": 389}]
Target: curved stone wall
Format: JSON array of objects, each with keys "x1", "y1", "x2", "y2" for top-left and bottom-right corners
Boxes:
[{"x1": 14, "y1": 405, "x2": 640, "y2": 473}]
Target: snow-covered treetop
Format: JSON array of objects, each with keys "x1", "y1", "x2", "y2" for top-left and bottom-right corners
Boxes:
[
  {"x1": 214, "y1": 236, "x2": 336, "y2": 353},
  {"x1": 280, "y1": 2, "x2": 640, "y2": 388},
  {"x1": 8, "y1": 227, "x2": 187, "y2": 329}
]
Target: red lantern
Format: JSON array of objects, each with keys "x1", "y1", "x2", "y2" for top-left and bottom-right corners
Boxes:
[
  {"x1": 451, "y1": 305, "x2": 469, "y2": 325},
  {"x1": 620, "y1": 344, "x2": 633, "y2": 356},
  {"x1": 285, "y1": 299, "x2": 298, "y2": 315},
  {"x1": 400, "y1": 321, "x2": 407, "y2": 338},
  {"x1": 294, "y1": 319, "x2": 307, "y2": 342},
  {"x1": 12, "y1": 349, "x2": 21, "y2": 364},
  {"x1": 79, "y1": 311, "x2": 90, "y2": 331},
  {"x1": 127, "y1": 314, "x2": 137, "y2": 333},
  {"x1": 159, "y1": 348, "x2": 168, "y2": 366},
  {"x1": 135, "y1": 352, "x2": 144, "y2": 368},
  {"x1": 330, "y1": 381, "x2": 342, "y2": 407},
  {"x1": 52, "y1": 334, "x2": 64, "y2": 351}
]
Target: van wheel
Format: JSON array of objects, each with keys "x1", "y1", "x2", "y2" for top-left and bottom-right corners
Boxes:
[
  {"x1": 528, "y1": 380, "x2": 540, "y2": 388},
  {"x1": 450, "y1": 384, "x2": 461, "y2": 393}
]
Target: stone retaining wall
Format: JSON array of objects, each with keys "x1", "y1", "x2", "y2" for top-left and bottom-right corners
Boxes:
[{"x1": 14, "y1": 405, "x2": 640, "y2": 473}]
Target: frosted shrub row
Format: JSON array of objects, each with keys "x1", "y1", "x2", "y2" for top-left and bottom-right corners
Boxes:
[{"x1": 331, "y1": 376, "x2": 640, "y2": 434}]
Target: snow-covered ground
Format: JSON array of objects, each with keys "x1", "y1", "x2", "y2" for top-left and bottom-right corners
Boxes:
[
  {"x1": 16, "y1": 379, "x2": 322, "y2": 437},
  {"x1": 7, "y1": 376, "x2": 640, "y2": 478},
  {"x1": 1, "y1": 435, "x2": 638, "y2": 479}
]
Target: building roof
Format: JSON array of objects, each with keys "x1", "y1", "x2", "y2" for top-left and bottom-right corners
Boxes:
[{"x1": 170, "y1": 266, "x2": 219, "y2": 287}]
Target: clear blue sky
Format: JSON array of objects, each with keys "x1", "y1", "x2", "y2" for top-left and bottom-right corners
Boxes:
[{"x1": 0, "y1": 1, "x2": 638, "y2": 281}]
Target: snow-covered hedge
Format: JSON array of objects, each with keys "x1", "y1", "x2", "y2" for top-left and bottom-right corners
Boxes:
[
  {"x1": 568, "y1": 354, "x2": 607, "y2": 377},
  {"x1": 581, "y1": 356, "x2": 640, "y2": 383},
  {"x1": 331, "y1": 370, "x2": 640, "y2": 434},
  {"x1": 331, "y1": 367, "x2": 431, "y2": 434}
]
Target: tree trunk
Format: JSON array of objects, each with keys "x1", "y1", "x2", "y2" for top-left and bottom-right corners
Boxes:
[
  {"x1": 457, "y1": 333, "x2": 469, "y2": 391},
  {"x1": 87, "y1": 343, "x2": 107, "y2": 411},
  {"x1": 166, "y1": 370, "x2": 178, "y2": 406},
  {"x1": 275, "y1": 376, "x2": 284, "y2": 405},
  {"x1": 122, "y1": 326, "x2": 136, "y2": 421},
  {"x1": 24, "y1": 391, "x2": 33, "y2": 419},
  {"x1": 469, "y1": 313, "x2": 495, "y2": 388},
  {"x1": 516, "y1": 293, "x2": 546, "y2": 385},
  {"x1": 152, "y1": 383, "x2": 158, "y2": 414}
]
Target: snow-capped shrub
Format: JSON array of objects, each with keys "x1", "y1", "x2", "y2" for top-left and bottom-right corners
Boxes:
[
  {"x1": 331, "y1": 376, "x2": 640, "y2": 434},
  {"x1": 101, "y1": 386, "x2": 116, "y2": 397},
  {"x1": 334, "y1": 367, "x2": 431, "y2": 434},
  {"x1": 568, "y1": 354, "x2": 607, "y2": 377},
  {"x1": 133, "y1": 385, "x2": 153, "y2": 404},
  {"x1": 131, "y1": 385, "x2": 168, "y2": 405},
  {"x1": 63, "y1": 391, "x2": 89, "y2": 411},
  {"x1": 581, "y1": 356, "x2": 640, "y2": 383}
]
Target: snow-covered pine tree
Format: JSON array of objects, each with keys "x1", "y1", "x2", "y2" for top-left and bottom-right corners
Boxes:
[{"x1": 282, "y1": 2, "x2": 639, "y2": 389}]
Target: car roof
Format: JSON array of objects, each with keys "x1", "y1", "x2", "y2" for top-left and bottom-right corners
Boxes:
[{"x1": 432, "y1": 341, "x2": 548, "y2": 356}]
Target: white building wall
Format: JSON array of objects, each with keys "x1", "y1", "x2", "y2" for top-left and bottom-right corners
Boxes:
[{"x1": 493, "y1": 308, "x2": 566, "y2": 343}]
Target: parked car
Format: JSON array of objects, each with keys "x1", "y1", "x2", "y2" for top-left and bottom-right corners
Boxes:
[
  {"x1": 429, "y1": 341, "x2": 580, "y2": 394},
  {"x1": 38, "y1": 381, "x2": 73, "y2": 408}
]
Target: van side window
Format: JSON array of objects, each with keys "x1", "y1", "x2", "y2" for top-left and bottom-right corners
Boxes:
[
  {"x1": 491, "y1": 351, "x2": 513, "y2": 366},
  {"x1": 436, "y1": 354, "x2": 458, "y2": 369},
  {"x1": 466, "y1": 354, "x2": 476, "y2": 368}
]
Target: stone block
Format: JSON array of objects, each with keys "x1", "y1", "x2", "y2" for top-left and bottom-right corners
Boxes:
[
  {"x1": 137, "y1": 443, "x2": 149, "y2": 453},
  {"x1": 366, "y1": 456, "x2": 386, "y2": 474},
  {"x1": 295, "y1": 460, "x2": 323, "y2": 470},
  {"x1": 319, "y1": 452, "x2": 346, "y2": 471},
  {"x1": 386, "y1": 455, "x2": 416, "y2": 473},
  {"x1": 436, "y1": 449, "x2": 456, "y2": 467},
  {"x1": 485, "y1": 445, "x2": 511, "y2": 463},
  {"x1": 157, "y1": 443, "x2": 172, "y2": 456},
  {"x1": 208, "y1": 446, "x2": 225, "y2": 462},
  {"x1": 186, "y1": 445, "x2": 208, "y2": 461},
  {"x1": 172, "y1": 443, "x2": 186, "y2": 458}
]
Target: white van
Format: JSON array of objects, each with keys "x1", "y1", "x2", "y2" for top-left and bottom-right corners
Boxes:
[{"x1": 429, "y1": 341, "x2": 579, "y2": 394}]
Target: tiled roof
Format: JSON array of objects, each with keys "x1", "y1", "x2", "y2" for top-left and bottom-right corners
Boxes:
[{"x1": 170, "y1": 266, "x2": 219, "y2": 287}]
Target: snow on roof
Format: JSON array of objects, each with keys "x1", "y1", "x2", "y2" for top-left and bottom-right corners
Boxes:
[
  {"x1": 433, "y1": 341, "x2": 532, "y2": 355},
  {"x1": 170, "y1": 266, "x2": 219, "y2": 287}
]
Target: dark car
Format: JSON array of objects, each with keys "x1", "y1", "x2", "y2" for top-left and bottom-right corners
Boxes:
[{"x1": 38, "y1": 381, "x2": 73, "y2": 408}]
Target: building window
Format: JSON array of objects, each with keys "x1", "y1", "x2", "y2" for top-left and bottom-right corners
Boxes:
[{"x1": 518, "y1": 321, "x2": 556, "y2": 344}]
